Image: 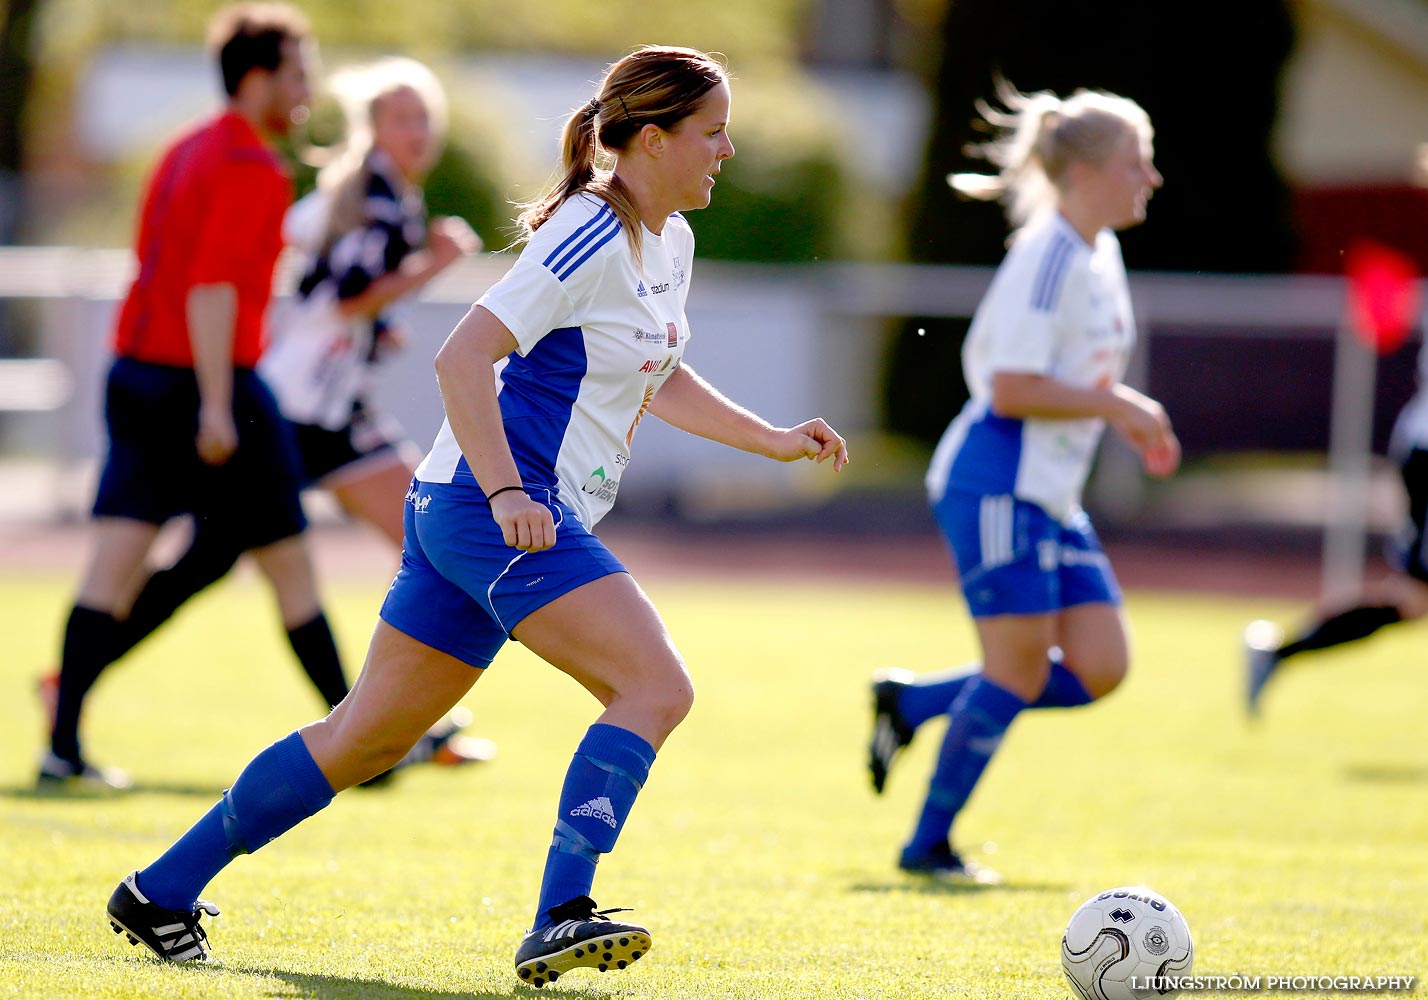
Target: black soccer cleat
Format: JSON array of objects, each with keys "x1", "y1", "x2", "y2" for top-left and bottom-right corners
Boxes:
[
  {"x1": 514, "y1": 895, "x2": 652, "y2": 988},
  {"x1": 106, "y1": 870, "x2": 219, "y2": 963},
  {"x1": 898, "y1": 841, "x2": 1002, "y2": 885},
  {"x1": 869, "y1": 668, "x2": 917, "y2": 794},
  {"x1": 37, "y1": 751, "x2": 132, "y2": 792}
]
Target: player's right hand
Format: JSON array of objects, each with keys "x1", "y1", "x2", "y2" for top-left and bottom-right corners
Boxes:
[
  {"x1": 196, "y1": 404, "x2": 238, "y2": 465},
  {"x1": 489, "y1": 491, "x2": 556, "y2": 551}
]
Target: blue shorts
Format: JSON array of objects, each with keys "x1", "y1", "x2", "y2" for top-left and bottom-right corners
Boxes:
[
  {"x1": 378, "y1": 480, "x2": 627, "y2": 668},
  {"x1": 92, "y1": 358, "x2": 307, "y2": 551},
  {"x1": 932, "y1": 490, "x2": 1122, "y2": 618}
]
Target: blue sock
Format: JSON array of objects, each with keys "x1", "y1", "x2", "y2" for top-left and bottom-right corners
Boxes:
[
  {"x1": 138, "y1": 732, "x2": 335, "y2": 911},
  {"x1": 898, "y1": 666, "x2": 978, "y2": 728},
  {"x1": 896, "y1": 659, "x2": 1091, "y2": 729},
  {"x1": 1028, "y1": 662, "x2": 1093, "y2": 709},
  {"x1": 905, "y1": 677, "x2": 1025, "y2": 857},
  {"x1": 534, "y1": 723, "x2": 655, "y2": 927}
]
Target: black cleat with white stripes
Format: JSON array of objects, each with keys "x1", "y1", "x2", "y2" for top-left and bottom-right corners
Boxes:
[
  {"x1": 514, "y1": 895, "x2": 651, "y2": 988},
  {"x1": 869, "y1": 668, "x2": 917, "y2": 794},
  {"x1": 106, "y1": 870, "x2": 219, "y2": 963}
]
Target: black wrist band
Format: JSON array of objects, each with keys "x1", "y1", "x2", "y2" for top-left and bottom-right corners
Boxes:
[{"x1": 486, "y1": 485, "x2": 526, "y2": 501}]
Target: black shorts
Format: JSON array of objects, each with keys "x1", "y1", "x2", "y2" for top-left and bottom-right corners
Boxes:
[
  {"x1": 92, "y1": 357, "x2": 307, "y2": 550},
  {"x1": 289, "y1": 401, "x2": 405, "y2": 486},
  {"x1": 1396, "y1": 447, "x2": 1428, "y2": 583}
]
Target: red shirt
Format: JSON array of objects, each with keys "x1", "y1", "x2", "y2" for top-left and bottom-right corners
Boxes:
[{"x1": 113, "y1": 111, "x2": 292, "y2": 369}]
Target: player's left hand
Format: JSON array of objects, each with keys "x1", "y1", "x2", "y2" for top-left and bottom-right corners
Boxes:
[{"x1": 767, "y1": 418, "x2": 849, "y2": 471}]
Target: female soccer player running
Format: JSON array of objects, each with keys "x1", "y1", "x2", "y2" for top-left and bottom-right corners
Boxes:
[
  {"x1": 106, "y1": 45, "x2": 848, "y2": 985},
  {"x1": 867, "y1": 85, "x2": 1178, "y2": 881}
]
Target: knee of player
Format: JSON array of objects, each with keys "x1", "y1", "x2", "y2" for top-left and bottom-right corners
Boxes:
[
  {"x1": 626, "y1": 657, "x2": 695, "y2": 737},
  {"x1": 651, "y1": 672, "x2": 695, "y2": 735},
  {"x1": 1080, "y1": 655, "x2": 1129, "y2": 699}
]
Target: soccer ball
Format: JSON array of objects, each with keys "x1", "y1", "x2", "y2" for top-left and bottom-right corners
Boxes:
[{"x1": 1061, "y1": 886, "x2": 1194, "y2": 1000}]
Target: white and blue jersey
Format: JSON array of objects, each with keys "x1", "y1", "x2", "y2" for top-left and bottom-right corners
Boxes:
[
  {"x1": 415, "y1": 193, "x2": 693, "y2": 527},
  {"x1": 926, "y1": 211, "x2": 1135, "y2": 524}
]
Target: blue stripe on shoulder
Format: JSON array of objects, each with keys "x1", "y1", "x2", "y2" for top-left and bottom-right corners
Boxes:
[
  {"x1": 542, "y1": 203, "x2": 611, "y2": 268},
  {"x1": 553, "y1": 223, "x2": 622, "y2": 281},
  {"x1": 543, "y1": 204, "x2": 619, "y2": 279},
  {"x1": 1031, "y1": 236, "x2": 1075, "y2": 313}
]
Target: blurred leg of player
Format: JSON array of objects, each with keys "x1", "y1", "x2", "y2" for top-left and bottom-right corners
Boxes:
[
  {"x1": 42, "y1": 518, "x2": 160, "y2": 788},
  {"x1": 888, "y1": 494, "x2": 1125, "y2": 880},
  {"x1": 1245, "y1": 447, "x2": 1428, "y2": 715},
  {"x1": 326, "y1": 452, "x2": 414, "y2": 551},
  {"x1": 868, "y1": 648, "x2": 1096, "y2": 794}
]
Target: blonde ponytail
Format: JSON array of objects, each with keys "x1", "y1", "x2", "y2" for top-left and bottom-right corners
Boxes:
[{"x1": 950, "y1": 81, "x2": 1151, "y2": 232}]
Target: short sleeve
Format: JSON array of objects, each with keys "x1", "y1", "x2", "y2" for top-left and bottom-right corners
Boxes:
[
  {"x1": 188, "y1": 159, "x2": 287, "y2": 285},
  {"x1": 478, "y1": 197, "x2": 623, "y2": 355},
  {"x1": 980, "y1": 234, "x2": 1083, "y2": 376}
]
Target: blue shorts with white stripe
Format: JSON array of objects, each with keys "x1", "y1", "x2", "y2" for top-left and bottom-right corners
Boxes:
[
  {"x1": 379, "y1": 480, "x2": 626, "y2": 668},
  {"x1": 932, "y1": 489, "x2": 1121, "y2": 618}
]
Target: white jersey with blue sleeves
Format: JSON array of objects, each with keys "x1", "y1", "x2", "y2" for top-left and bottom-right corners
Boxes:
[
  {"x1": 926, "y1": 211, "x2": 1135, "y2": 523},
  {"x1": 415, "y1": 193, "x2": 694, "y2": 526}
]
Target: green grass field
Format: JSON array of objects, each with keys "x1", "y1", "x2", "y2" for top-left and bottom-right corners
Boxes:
[{"x1": 2, "y1": 566, "x2": 1425, "y2": 999}]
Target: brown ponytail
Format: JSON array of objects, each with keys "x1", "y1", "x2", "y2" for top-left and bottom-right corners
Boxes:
[{"x1": 517, "y1": 45, "x2": 727, "y2": 270}]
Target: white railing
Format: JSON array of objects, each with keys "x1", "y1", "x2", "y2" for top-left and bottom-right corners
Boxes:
[{"x1": 0, "y1": 246, "x2": 1412, "y2": 597}]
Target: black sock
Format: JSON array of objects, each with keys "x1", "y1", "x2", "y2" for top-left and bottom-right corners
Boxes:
[
  {"x1": 1278, "y1": 605, "x2": 1403, "y2": 662},
  {"x1": 113, "y1": 540, "x2": 241, "y2": 662},
  {"x1": 51, "y1": 606, "x2": 127, "y2": 763},
  {"x1": 286, "y1": 612, "x2": 349, "y2": 709}
]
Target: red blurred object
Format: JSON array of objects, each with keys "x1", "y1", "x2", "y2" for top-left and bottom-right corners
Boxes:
[{"x1": 1345, "y1": 240, "x2": 1421, "y2": 355}]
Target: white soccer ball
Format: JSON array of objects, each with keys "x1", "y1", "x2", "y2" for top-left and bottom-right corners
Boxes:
[{"x1": 1061, "y1": 885, "x2": 1194, "y2": 1000}]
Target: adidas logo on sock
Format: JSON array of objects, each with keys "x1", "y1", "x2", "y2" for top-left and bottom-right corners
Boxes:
[{"x1": 570, "y1": 795, "x2": 618, "y2": 828}]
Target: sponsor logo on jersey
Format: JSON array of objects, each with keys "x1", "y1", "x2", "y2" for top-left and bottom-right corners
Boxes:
[
  {"x1": 666, "y1": 322, "x2": 679, "y2": 348},
  {"x1": 672, "y1": 255, "x2": 686, "y2": 291},
  {"x1": 404, "y1": 488, "x2": 431, "y2": 514},
  {"x1": 636, "y1": 281, "x2": 647, "y2": 298},
  {"x1": 632, "y1": 327, "x2": 665, "y2": 344},
  {"x1": 646, "y1": 281, "x2": 670, "y2": 295},
  {"x1": 637, "y1": 357, "x2": 675, "y2": 374},
  {"x1": 581, "y1": 466, "x2": 620, "y2": 502}
]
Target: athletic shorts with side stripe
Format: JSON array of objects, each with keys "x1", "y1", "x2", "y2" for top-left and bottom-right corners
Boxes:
[
  {"x1": 932, "y1": 489, "x2": 1122, "y2": 618},
  {"x1": 378, "y1": 480, "x2": 627, "y2": 668}
]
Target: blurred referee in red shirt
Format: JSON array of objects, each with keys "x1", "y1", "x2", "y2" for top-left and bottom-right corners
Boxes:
[{"x1": 39, "y1": 4, "x2": 345, "y2": 789}]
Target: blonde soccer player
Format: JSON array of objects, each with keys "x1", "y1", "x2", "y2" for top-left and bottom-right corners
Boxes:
[{"x1": 866, "y1": 84, "x2": 1178, "y2": 881}]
